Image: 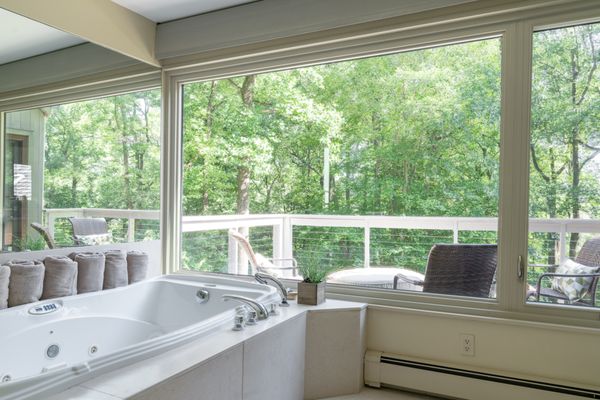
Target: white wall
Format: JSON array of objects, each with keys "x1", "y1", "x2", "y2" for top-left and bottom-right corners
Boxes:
[
  {"x1": 367, "y1": 306, "x2": 600, "y2": 391},
  {"x1": 4, "y1": 109, "x2": 45, "y2": 233}
]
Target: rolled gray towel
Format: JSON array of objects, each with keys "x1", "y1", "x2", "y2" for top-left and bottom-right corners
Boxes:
[
  {"x1": 7, "y1": 260, "x2": 45, "y2": 307},
  {"x1": 42, "y1": 256, "x2": 78, "y2": 300},
  {"x1": 71, "y1": 252, "x2": 105, "y2": 294},
  {"x1": 104, "y1": 250, "x2": 128, "y2": 289},
  {"x1": 127, "y1": 251, "x2": 148, "y2": 284},
  {"x1": 0, "y1": 266, "x2": 10, "y2": 309}
]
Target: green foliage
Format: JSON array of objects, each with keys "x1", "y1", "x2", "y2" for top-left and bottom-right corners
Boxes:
[
  {"x1": 41, "y1": 90, "x2": 161, "y2": 243},
  {"x1": 298, "y1": 252, "x2": 330, "y2": 283},
  {"x1": 181, "y1": 39, "x2": 503, "y2": 270},
  {"x1": 45, "y1": 90, "x2": 161, "y2": 212},
  {"x1": 32, "y1": 25, "x2": 599, "y2": 294},
  {"x1": 528, "y1": 23, "x2": 600, "y2": 274},
  {"x1": 12, "y1": 236, "x2": 46, "y2": 251}
]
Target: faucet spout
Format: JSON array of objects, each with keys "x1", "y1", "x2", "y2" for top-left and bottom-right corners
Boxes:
[
  {"x1": 254, "y1": 272, "x2": 290, "y2": 307},
  {"x1": 222, "y1": 294, "x2": 269, "y2": 320}
]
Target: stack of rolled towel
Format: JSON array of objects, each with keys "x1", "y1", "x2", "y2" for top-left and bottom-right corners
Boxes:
[
  {"x1": 0, "y1": 249, "x2": 149, "y2": 309},
  {"x1": 7, "y1": 260, "x2": 45, "y2": 307}
]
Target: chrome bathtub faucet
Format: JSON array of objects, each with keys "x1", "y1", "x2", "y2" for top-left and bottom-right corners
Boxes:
[
  {"x1": 222, "y1": 294, "x2": 269, "y2": 320},
  {"x1": 254, "y1": 272, "x2": 290, "y2": 307}
]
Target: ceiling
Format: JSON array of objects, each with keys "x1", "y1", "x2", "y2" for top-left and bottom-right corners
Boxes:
[
  {"x1": 0, "y1": 8, "x2": 85, "y2": 65},
  {"x1": 112, "y1": 0, "x2": 257, "y2": 23}
]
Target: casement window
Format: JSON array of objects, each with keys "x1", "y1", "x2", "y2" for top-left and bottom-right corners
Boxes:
[{"x1": 527, "y1": 22, "x2": 600, "y2": 310}]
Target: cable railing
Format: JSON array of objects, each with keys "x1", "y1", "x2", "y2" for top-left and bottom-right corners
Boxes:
[{"x1": 43, "y1": 209, "x2": 600, "y2": 282}]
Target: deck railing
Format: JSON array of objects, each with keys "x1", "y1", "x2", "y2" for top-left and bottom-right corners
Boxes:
[
  {"x1": 43, "y1": 209, "x2": 600, "y2": 274},
  {"x1": 45, "y1": 208, "x2": 160, "y2": 243}
]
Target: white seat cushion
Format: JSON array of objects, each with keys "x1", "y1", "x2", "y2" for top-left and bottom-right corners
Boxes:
[{"x1": 327, "y1": 267, "x2": 423, "y2": 290}]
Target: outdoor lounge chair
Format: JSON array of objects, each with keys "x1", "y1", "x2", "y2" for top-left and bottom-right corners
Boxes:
[
  {"x1": 228, "y1": 229, "x2": 299, "y2": 277},
  {"x1": 393, "y1": 244, "x2": 498, "y2": 298},
  {"x1": 30, "y1": 223, "x2": 57, "y2": 249},
  {"x1": 69, "y1": 217, "x2": 111, "y2": 246},
  {"x1": 527, "y1": 237, "x2": 600, "y2": 307}
]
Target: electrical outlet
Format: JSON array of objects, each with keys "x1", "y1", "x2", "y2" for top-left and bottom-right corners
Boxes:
[{"x1": 460, "y1": 334, "x2": 475, "y2": 356}]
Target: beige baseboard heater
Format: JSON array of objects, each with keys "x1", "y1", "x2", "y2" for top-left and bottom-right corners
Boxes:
[{"x1": 364, "y1": 351, "x2": 600, "y2": 400}]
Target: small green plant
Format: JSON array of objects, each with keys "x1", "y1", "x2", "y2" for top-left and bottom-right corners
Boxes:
[
  {"x1": 298, "y1": 254, "x2": 328, "y2": 283},
  {"x1": 12, "y1": 236, "x2": 46, "y2": 251}
]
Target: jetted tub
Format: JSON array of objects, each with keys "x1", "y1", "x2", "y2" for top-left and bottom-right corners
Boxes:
[{"x1": 0, "y1": 274, "x2": 278, "y2": 400}]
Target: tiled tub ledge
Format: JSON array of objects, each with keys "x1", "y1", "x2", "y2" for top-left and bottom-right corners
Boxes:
[{"x1": 48, "y1": 299, "x2": 367, "y2": 400}]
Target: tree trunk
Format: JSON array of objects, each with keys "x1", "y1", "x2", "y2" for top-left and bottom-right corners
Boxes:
[
  {"x1": 570, "y1": 129, "x2": 581, "y2": 258},
  {"x1": 200, "y1": 81, "x2": 218, "y2": 214},
  {"x1": 236, "y1": 166, "x2": 250, "y2": 215},
  {"x1": 569, "y1": 48, "x2": 581, "y2": 258},
  {"x1": 71, "y1": 177, "x2": 78, "y2": 207},
  {"x1": 236, "y1": 75, "x2": 255, "y2": 274},
  {"x1": 545, "y1": 151, "x2": 558, "y2": 265}
]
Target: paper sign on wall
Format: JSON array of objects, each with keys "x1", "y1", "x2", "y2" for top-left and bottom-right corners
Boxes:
[{"x1": 13, "y1": 164, "x2": 32, "y2": 200}]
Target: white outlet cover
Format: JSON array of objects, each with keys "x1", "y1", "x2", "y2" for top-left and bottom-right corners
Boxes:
[{"x1": 460, "y1": 333, "x2": 475, "y2": 356}]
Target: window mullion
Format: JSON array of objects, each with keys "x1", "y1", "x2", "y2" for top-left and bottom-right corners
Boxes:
[
  {"x1": 160, "y1": 71, "x2": 183, "y2": 274},
  {"x1": 496, "y1": 21, "x2": 534, "y2": 312}
]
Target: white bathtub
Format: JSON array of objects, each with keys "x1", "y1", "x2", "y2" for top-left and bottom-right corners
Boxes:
[{"x1": 0, "y1": 274, "x2": 278, "y2": 400}]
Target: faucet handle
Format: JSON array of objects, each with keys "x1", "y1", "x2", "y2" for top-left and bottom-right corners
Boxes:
[
  {"x1": 246, "y1": 310, "x2": 258, "y2": 325},
  {"x1": 233, "y1": 314, "x2": 245, "y2": 331},
  {"x1": 268, "y1": 303, "x2": 279, "y2": 316}
]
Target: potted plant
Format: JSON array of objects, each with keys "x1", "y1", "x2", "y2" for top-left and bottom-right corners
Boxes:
[{"x1": 297, "y1": 256, "x2": 328, "y2": 305}]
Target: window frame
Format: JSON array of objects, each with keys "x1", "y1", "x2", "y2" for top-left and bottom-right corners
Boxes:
[
  {"x1": 0, "y1": 83, "x2": 163, "y2": 255},
  {"x1": 164, "y1": 0, "x2": 600, "y2": 327}
]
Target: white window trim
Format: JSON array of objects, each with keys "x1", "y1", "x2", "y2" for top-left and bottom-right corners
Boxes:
[
  {"x1": 0, "y1": 68, "x2": 161, "y2": 113},
  {"x1": 163, "y1": 0, "x2": 600, "y2": 327}
]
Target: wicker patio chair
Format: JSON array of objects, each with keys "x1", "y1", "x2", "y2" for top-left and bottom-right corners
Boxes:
[
  {"x1": 527, "y1": 237, "x2": 600, "y2": 307},
  {"x1": 68, "y1": 217, "x2": 110, "y2": 246},
  {"x1": 30, "y1": 223, "x2": 57, "y2": 249},
  {"x1": 393, "y1": 244, "x2": 498, "y2": 298},
  {"x1": 228, "y1": 229, "x2": 299, "y2": 277}
]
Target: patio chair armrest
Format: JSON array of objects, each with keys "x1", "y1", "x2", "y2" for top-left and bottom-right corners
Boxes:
[
  {"x1": 539, "y1": 272, "x2": 600, "y2": 278},
  {"x1": 393, "y1": 272, "x2": 424, "y2": 289},
  {"x1": 534, "y1": 272, "x2": 600, "y2": 301},
  {"x1": 267, "y1": 257, "x2": 299, "y2": 276}
]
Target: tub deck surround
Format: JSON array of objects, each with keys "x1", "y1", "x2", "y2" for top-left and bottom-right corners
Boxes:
[
  {"x1": 0, "y1": 275, "x2": 281, "y2": 400},
  {"x1": 44, "y1": 297, "x2": 366, "y2": 400}
]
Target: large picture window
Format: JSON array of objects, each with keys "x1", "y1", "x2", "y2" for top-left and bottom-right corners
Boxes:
[{"x1": 181, "y1": 38, "x2": 502, "y2": 300}]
